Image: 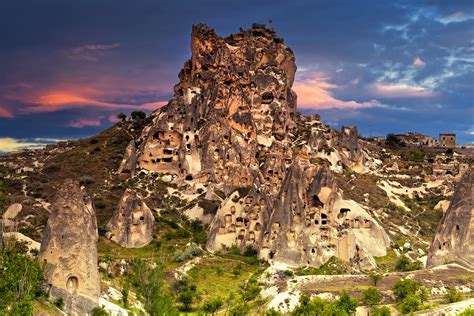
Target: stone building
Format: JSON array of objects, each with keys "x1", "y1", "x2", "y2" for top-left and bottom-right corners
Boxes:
[{"x1": 439, "y1": 133, "x2": 456, "y2": 147}]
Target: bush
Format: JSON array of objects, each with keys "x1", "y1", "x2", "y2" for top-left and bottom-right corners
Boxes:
[
  {"x1": 292, "y1": 293, "x2": 357, "y2": 316},
  {"x1": 395, "y1": 255, "x2": 422, "y2": 272},
  {"x1": 79, "y1": 176, "x2": 95, "y2": 185},
  {"x1": 202, "y1": 297, "x2": 223, "y2": 315},
  {"x1": 165, "y1": 229, "x2": 191, "y2": 240},
  {"x1": 393, "y1": 278, "x2": 419, "y2": 302},
  {"x1": 393, "y1": 278, "x2": 428, "y2": 314},
  {"x1": 371, "y1": 306, "x2": 391, "y2": 316},
  {"x1": 385, "y1": 134, "x2": 404, "y2": 147},
  {"x1": 445, "y1": 288, "x2": 463, "y2": 303},
  {"x1": 91, "y1": 306, "x2": 109, "y2": 316},
  {"x1": 369, "y1": 272, "x2": 382, "y2": 286},
  {"x1": 173, "y1": 279, "x2": 199, "y2": 312},
  {"x1": 95, "y1": 201, "x2": 106, "y2": 209},
  {"x1": 90, "y1": 138, "x2": 99, "y2": 144},
  {"x1": 174, "y1": 243, "x2": 203, "y2": 262},
  {"x1": 98, "y1": 226, "x2": 107, "y2": 236},
  {"x1": 131, "y1": 111, "x2": 146, "y2": 121},
  {"x1": 362, "y1": 287, "x2": 382, "y2": 306},
  {"x1": 54, "y1": 298, "x2": 64, "y2": 310},
  {"x1": 459, "y1": 308, "x2": 474, "y2": 316},
  {"x1": 399, "y1": 294, "x2": 421, "y2": 314},
  {"x1": 239, "y1": 276, "x2": 261, "y2": 302}
]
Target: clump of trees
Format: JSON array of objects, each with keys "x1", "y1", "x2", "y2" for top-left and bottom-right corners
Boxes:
[
  {"x1": 291, "y1": 292, "x2": 357, "y2": 315},
  {"x1": 385, "y1": 134, "x2": 405, "y2": 147},
  {"x1": 395, "y1": 255, "x2": 423, "y2": 272},
  {"x1": 393, "y1": 278, "x2": 428, "y2": 314},
  {"x1": 0, "y1": 238, "x2": 45, "y2": 315}
]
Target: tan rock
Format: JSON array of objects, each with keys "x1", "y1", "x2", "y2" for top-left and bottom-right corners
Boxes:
[
  {"x1": 106, "y1": 189, "x2": 155, "y2": 248},
  {"x1": 39, "y1": 179, "x2": 100, "y2": 315},
  {"x1": 427, "y1": 167, "x2": 473, "y2": 268},
  {"x1": 2, "y1": 203, "x2": 22, "y2": 228}
]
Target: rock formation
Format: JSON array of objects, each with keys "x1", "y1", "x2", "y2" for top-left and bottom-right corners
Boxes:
[
  {"x1": 133, "y1": 23, "x2": 387, "y2": 268},
  {"x1": 39, "y1": 179, "x2": 100, "y2": 315},
  {"x1": 118, "y1": 140, "x2": 137, "y2": 176},
  {"x1": 427, "y1": 167, "x2": 473, "y2": 268},
  {"x1": 2, "y1": 203, "x2": 22, "y2": 229},
  {"x1": 106, "y1": 189, "x2": 155, "y2": 248}
]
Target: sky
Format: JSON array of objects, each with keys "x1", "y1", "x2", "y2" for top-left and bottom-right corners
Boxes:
[{"x1": 0, "y1": 0, "x2": 473, "y2": 152}]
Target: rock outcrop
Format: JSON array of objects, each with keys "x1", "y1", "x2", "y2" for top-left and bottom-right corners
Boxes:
[
  {"x1": 427, "y1": 167, "x2": 473, "y2": 268},
  {"x1": 106, "y1": 189, "x2": 155, "y2": 248},
  {"x1": 118, "y1": 140, "x2": 137, "y2": 176},
  {"x1": 2, "y1": 203, "x2": 22, "y2": 229},
  {"x1": 133, "y1": 23, "x2": 387, "y2": 268},
  {"x1": 39, "y1": 179, "x2": 100, "y2": 315}
]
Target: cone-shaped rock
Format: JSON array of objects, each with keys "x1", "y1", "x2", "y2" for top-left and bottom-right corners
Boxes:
[
  {"x1": 39, "y1": 179, "x2": 100, "y2": 315},
  {"x1": 106, "y1": 189, "x2": 155, "y2": 248},
  {"x1": 427, "y1": 167, "x2": 473, "y2": 268}
]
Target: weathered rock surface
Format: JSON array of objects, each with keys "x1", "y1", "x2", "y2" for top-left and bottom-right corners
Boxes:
[
  {"x1": 106, "y1": 189, "x2": 155, "y2": 248},
  {"x1": 118, "y1": 140, "x2": 137, "y2": 176},
  {"x1": 132, "y1": 23, "x2": 388, "y2": 268},
  {"x1": 2, "y1": 203, "x2": 22, "y2": 228},
  {"x1": 427, "y1": 167, "x2": 473, "y2": 268},
  {"x1": 39, "y1": 179, "x2": 100, "y2": 315}
]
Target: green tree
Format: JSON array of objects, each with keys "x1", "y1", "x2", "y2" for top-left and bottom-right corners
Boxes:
[
  {"x1": 174, "y1": 278, "x2": 199, "y2": 312},
  {"x1": 369, "y1": 272, "x2": 382, "y2": 286},
  {"x1": 459, "y1": 308, "x2": 474, "y2": 316},
  {"x1": 393, "y1": 278, "x2": 418, "y2": 302},
  {"x1": 335, "y1": 291, "x2": 357, "y2": 315},
  {"x1": 131, "y1": 111, "x2": 146, "y2": 121},
  {"x1": 399, "y1": 294, "x2": 421, "y2": 314},
  {"x1": 202, "y1": 297, "x2": 223, "y2": 315},
  {"x1": 395, "y1": 256, "x2": 411, "y2": 272},
  {"x1": 445, "y1": 288, "x2": 463, "y2": 303},
  {"x1": 127, "y1": 259, "x2": 178, "y2": 316},
  {"x1": 229, "y1": 300, "x2": 250, "y2": 316},
  {"x1": 121, "y1": 282, "x2": 129, "y2": 308},
  {"x1": 362, "y1": 287, "x2": 382, "y2": 307},
  {"x1": 239, "y1": 276, "x2": 261, "y2": 302},
  {"x1": 371, "y1": 306, "x2": 391, "y2": 316},
  {"x1": 117, "y1": 112, "x2": 127, "y2": 122},
  {"x1": 385, "y1": 134, "x2": 404, "y2": 147},
  {"x1": 0, "y1": 238, "x2": 44, "y2": 314}
]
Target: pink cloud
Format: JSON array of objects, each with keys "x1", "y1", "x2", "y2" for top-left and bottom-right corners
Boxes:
[
  {"x1": 413, "y1": 57, "x2": 425, "y2": 67},
  {"x1": 67, "y1": 43, "x2": 121, "y2": 62},
  {"x1": 293, "y1": 73, "x2": 381, "y2": 109},
  {"x1": 68, "y1": 118, "x2": 102, "y2": 128},
  {"x1": 21, "y1": 92, "x2": 167, "y2": 113},
  {"x1": 370, "y1": 83, "x2": 436, "y2": 98},
  {"x1": 0, "y1": 106, "x2": 14, "y2": 118}
]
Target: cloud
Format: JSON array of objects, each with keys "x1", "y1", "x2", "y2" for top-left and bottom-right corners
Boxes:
[
  {"x1": 0, "y1": 138, "x2": 48, "y2": 153},
  {"x1": 438, "y1": 11, "x2": 473, "y2": 24},
  {"x1": 68, "y1": 118, "x2": 102, "y2": 128},
  {"x1": 370, "y1": 83, "x2": 436, "y2": 98},
  {"x1": 67, "y1": 43, "x2": 121, "y2": 62},
  {"x1": 22, "y1": 92, "x2": 167, "y2": 113},
  {"x1": 0, "y1": 106, "x2": 14, "y2": 118},
  {"x1": 293, "y1": 73, "x2": 382, "y2": 110},
  {"x1": 413, "y1": 57, "x2": 425, "y2": 67}
]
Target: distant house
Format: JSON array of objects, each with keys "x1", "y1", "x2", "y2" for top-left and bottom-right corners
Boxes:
[
  {"x1": 439, "y1": 133, "x2": 456, "y2": 147},
  {"x1": 395, "y1": 132, "x2": 437, "y2": 147}
]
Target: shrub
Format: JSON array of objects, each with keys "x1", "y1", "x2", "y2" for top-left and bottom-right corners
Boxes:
[
  {"x1": 79, "y1": 176, "x2": 95, "y2": 185},
  {"x1": 362, "y1": 287, "x2": 382, "y2": 307},
  {"x1": 54, "y1": 298, "x2": 64, "y2": 310},
  {"x1": 202, "y1": 297, "x2": 223, "y2": 315},
  {"x1": 393, "y1": 278, "x2": 419, "y2": 302},
  {"x1": 239, "y1": 276, "x2": 261, "y2": 302},
  {"x1": 399, "y1": 294, "x2": 421, "y2": 314},
  {"x1": 131, "y1": 111, "x2": 146, "y2": 121},
  {"x1": 174, "y1": 243, "x2": 203, "y2": 262},
  {"x1": 371, "y1": 306, "x2": 391, "y2": 316},
  {"x1": 165, "y1": 229, "x2": 191, "y2": 240},
  {"x1": 445, "y1": 288, "x2": 463, "y2": 303},
  {"x1": 90, "y1": 138, "x2": 99, "y2": 144},
  {"x1": 98, "y1": 226, "x2": 107, "y2": 236},
  {"x1": 395, "y1": 255, "x2": 422, "y2": 272},
  {"x1": 91, "y1": 306, "x2": 109, "y2": 316},
  {"x1": 459, "y1": 308, "x2": 474, "y2": 316},
  {"x1": 95, "y1": 201, "x2": 106, "y2": 209},
  {"x1": 369, "y1": 271, "x2": 382, "y2": 286},
  {"x1": 117, "y1": 112, "x2": 127, "y2": 122},
  {"x1": 266, "y1": 308, "x2": 283, "y2": 316}
]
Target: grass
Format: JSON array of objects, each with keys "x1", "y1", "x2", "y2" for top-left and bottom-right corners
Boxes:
[
  {"x1": 186, "y1": 256, "x2": 262, "y2": 303},
  {"x1": 375, "y1": 248, "x2": 398, "y2": 269},
  {"x1": 32, "y1": 300, "x2": 63, "y2": 316}
]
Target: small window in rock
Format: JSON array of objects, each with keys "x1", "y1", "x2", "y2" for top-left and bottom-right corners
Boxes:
[
  {"x1": 311, "y1": 195, "x2": 324, "y2": 208},
  {"x1": 140, "y1": 216, "x2": 145, "y2": 221},
  {"x1": 66, "y1": 276, "x2": 79, "y2": 292},
  {"x1": 185, "y1": 175, "x2": 193, "y2": 181},
  {"x1": 164, "y1": 149, "x2": 173, "y2": 155},
  {"x1": 261, "y1": 92, "x2": 274, "y2": 104},
  {"x1": 163, "y1": 157, "x2": 173, "y2": 163}
]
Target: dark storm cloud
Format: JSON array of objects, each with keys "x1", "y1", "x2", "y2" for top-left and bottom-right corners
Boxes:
[{"x1": 0, "y1": 0, "x2": 472, "y2": 148}]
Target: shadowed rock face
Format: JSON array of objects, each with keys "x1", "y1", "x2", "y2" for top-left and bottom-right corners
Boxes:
[
  {"x1": 39, "y1": 179, "x2": 99, "y2": 315},
  {"x1": 135, "y1": 24, "x2": 387, "y2": 268},
  {"x1": 106, "y1": 189, "x2": 155, "y2": 248},
  {"x1": 427, "y1": 167, "x2": 473, "y2": 268},
  {"x1": 118, "y1": 140, "x2": 137, "y2": 177}
]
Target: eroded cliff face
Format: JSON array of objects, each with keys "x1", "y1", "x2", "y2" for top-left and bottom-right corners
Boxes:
[
  {"x1": 134, "y1": 23, "x2": 387, "y2": 268},
  {"x1": 39, "y1": 179, "x2": 100, "y2": 315},
  {"x1": 427, "y1": 167, "x2": 473, "y2": 268},
  {"x1": 106, "y1": 189, "x2": 155, "y2": 248}
]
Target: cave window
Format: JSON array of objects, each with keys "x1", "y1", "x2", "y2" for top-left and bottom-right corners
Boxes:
[
  {"x1": 185, "y1": 175, "x2": 193, "y2": 181},
  {"x1": 140, "y1": 216, "x2": 145, "y2": 221},
  {"x1": 185, "y1": 135, "x2": 190, "y2": 141},
  {"x1": 66, "y1": 276, "x2": 79, "y2": 293},
  {"x1": 163, "y1": 157, "x2": 173, "y2": 163},
  {"x1": 261, "y1": 92, "x2": 274, "y2": 104},
  {"x1": 311, "y1": 195, "x2": 324, "y2": 208},
  {"x1": 187, "y1": 144, "x2": 191, "y2": 150},
  {"x1": 163, "y1": 149, "x2": 173, "y2": 155}
]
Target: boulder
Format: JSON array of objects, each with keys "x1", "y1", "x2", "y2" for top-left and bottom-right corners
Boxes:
[
  {"x1": 118, "y1": 140, "x2": 137, "y2": 176},
  {"x1": 2, "y1": 203, "x2": 22, "y2": 228},
  {"x1": 106, "y1": 189, "x2": 155, "y2": 248},
  {"x1": 427, "y1": 167, "x2": 473, "y2": 268},
  {"x1": 39, "y1": 179, "x2": 100, "y2": 315}
]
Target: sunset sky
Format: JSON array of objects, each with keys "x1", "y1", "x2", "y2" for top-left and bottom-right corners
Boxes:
[{"x1": 0, "y1": 0, "x2": 473, "y2": 151}]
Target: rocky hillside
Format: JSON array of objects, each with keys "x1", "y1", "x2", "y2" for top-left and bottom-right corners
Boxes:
[{"x1": 0, "y1": 23, "x2": 473, "y2": 315}]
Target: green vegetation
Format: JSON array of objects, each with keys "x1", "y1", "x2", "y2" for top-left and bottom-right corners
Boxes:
[
  {"x1": 369, "y1": 271, "x2": 382, "y2": 286},
  {"x1": 131, "y1": 110, "x2": 146, "y2": 121},
  {"x1": 371, "y1": 306, "x2": 392, "y2": 316},
  {"x1": 174, "y1": 243, "x2": 203, "y2": 262},
  {"x1": 459, "y1": 308, "x2": 474, "y2": 316},
  {"x1": 385, "y1": 134, "x2": 404, "y2": 147},
  {"x1": 295, "y1": 256, "x2": 347, "y2": 275},
  {"x1": 202, "y1": 297, "x2": 223, "y2": 315},
  {"x1": 292, "y1": 292, "x2": 357, "y2": 316},
  {"x1": 362, "y1": 287, "x2": 382, "y2": 306},
  {"x1": 117, "y1": 112, "x2": 127, "y2": 122},
  {"x1": 445, "y1": 287, "x2": 463, "y2": 303},
  {"x1": 395, "y1": 255, "x2": 423, "y2": 272},
  {"x1": 393, "y1": 278, "x2": 428, "y2": 314},
  {"x1": 0, "y1": 238, "x2": 45, "y2": 315},
  {"x1": 91, "y1": 306, "x2": 109, "y2": 316}
]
